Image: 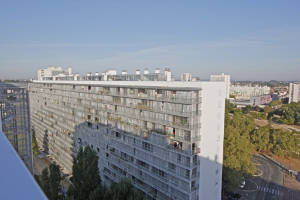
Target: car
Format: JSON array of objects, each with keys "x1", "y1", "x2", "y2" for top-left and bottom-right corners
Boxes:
[{"x1": 239, "y1": 177, "x2": 245, "y2": 188}]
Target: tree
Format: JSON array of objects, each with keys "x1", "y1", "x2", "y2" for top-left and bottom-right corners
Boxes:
[
  {"x1": 40, "y1": 164, "x2": 62, "y2": 200},
  {"x1": 250, "y1": 126, "x2": 271, "y2": 151},
  {"x1": 222, "y1": 109, "x2": 256, "y2": 189},
  {"x1": 89, "y1": 179, "x2": 144, "y2": 200},
  {"x1": 225, "y1": 100, "x2": 234, "y2": 113},
  {"x1": 32, "y1": 128, "x2": 39, "y2": 158},
  {"x1": 41, "y1": 167, "x2": 51, "y2": 198},
  {"x1": 264, "y1": 106, "x2": 272, "y2": 113},
  {"x1": 230, "y1": 94, "x2": 235, "y2": 99},
  {"x1": 255, "y1": 106, "x2": 260, "y2": 111},
  {"x1": 242, "y1": 105, "x2": 252, "y2": 114},
  {"x1": 34, "y1": 174, "x2": 42, "y2": 188},
  {"x1": 49, "y1": 164, "x2": 62, "y2": 200},
  {"x1": 67, "y1": 145, "x2": 101, "y2": 200}
]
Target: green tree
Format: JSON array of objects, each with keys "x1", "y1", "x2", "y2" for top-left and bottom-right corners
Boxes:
[
  {"x1": 222, "y1": 109, "x2": 256, "y2": 189},
  {"x1": 264, "y1": 106, "x2": 272, "y2": 113},
  {"x1": 89, "y1": 179, "x2": 144, "y2": 200},
  {"x1": 67, "y1": 145, "x2": 101, "y2": 200},
  {"x1": 225, "y1": 100, "x2": 234, "y2": 113},
  {"x1": 34, "y1": 174, "x2": 42, "y2": 188},
  {"x1": 41, "y1": 167, "x2": 51, "y2": 198},
  {"x1": 250, "y1": 126, "x2": 271, "y2": 151},
  {"x1": 255, "y1": 106, "x2": 260, "y2": 111},
  {"x1": 40, "y1": 164, "x2": 62, "y2": 200},
  {"x1": 49, "y1": 164, "x2": 62, "y2": 200},
  {"x1": 230, "y1": 94, "x2": 235, "y2": 99},
  {"x1": 32, "y1": 128, "x2": 39, "y2": 158},
  {"x1": 242, "y1": 105, "x2": 252, "y2": 114}
]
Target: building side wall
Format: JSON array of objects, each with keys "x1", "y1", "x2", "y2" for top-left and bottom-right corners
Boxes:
[{"x1": 199, "y1": 82, "x2": 225, "y2": 200}]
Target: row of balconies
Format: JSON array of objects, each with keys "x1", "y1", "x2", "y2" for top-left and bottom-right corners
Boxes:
[
  {"x1": 31, "y1": 85, "x2": 201, "y2": 104},
  {"x1": 30, "y1": 88, "x2": 201, "y2": 117}
]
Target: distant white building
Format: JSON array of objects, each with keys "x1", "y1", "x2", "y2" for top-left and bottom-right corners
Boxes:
[
  {"x1": 181, "y1": 73, "x2": 192, "y2": 81},
  {"x1": 230, "y1": 85, "x2": 270, "y2": 99},
  {"x1": 210, "y1": 73, "x2": 231, "y2": 99},
  {"x1": 192, "y1": 77, "x2": 200, "y2": 82},
  {"x1": 38, "y1": 66, "x2": 72, "y2": 80},
  {"x1": 289, "y1": 83, "x2": 300, "y2": 103}
]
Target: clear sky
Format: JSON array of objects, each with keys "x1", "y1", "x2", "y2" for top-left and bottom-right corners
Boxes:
[{"x1": 0, "y1": 0, "x2": 299, "y2": 81}]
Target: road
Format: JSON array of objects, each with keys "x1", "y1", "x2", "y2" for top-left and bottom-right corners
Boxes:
[
  {"x1": 235, "y1": 154, "x2": 285, "y2": 200},
  {"x1": 251, "y1": 154, "x2": 284, "y2": 200}
]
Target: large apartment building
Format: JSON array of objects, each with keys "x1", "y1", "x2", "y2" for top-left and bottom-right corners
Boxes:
[
  {"x1": 289, "y1": 83, "x2": 300, "y2": 104},
  {"x1": 38, "y1": 66, "x2": 72, "y2": 80},
  {"x1": 0, "y1": 83, "x2": 33, "y2": 173},
  {"x1": 230, "y1": 85, "x2": 270, "y2": 99},
  {"x1": 29, "y1": 69, "x2": 226, "y2": 200}
]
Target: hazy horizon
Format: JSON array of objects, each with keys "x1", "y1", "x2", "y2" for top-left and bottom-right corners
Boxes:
[{"x1": 1, "y1": 1, "x2": 299, "y2": 81}]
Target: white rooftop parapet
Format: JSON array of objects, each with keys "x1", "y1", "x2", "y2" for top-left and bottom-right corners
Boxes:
[
  {"x1": 136, "y1": 70, "x2": 140, "y2": 74},
  {"x1": 144, "y1": 68, "x2": 149, "y2": 74},
  {"x1": 155, "y1": 68, "x2": 160, "y2": 74},
  {"x1": 122, "y1": 70, "x2": 127, "y2": 75}
]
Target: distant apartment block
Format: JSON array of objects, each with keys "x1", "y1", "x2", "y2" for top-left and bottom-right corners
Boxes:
[
  {"x1": 210, "y1": 73, "x2": 230, "y2": 99},
  {"x1": 30, "y1": 68, "x2": 226, "y2": 200},
  {"x1": 0, "y1": 83, "x2": 33, "y2": 173},
  {"x1": 38, "y1": 66, "x2": 72, "y2": 80},
  {"x1": 289, "y1": 83, "x2": 300, "y2": 103},
  {"x1": 230, "y1": 85, "x2": 270, "y2": 99},
  {"x1": 181, "y1": 73, "x2": 192, "y2": 82}
]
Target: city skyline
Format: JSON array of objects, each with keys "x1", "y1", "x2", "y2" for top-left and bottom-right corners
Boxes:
[{"x1": 0, "y1": 1, "x2": 300, "y2": 80}]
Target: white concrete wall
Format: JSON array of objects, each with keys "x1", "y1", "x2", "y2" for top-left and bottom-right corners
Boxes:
[
  {"x1": 199, "y1": 82, "x2": 225, "y2": 200},
  {"x1": 210, "y1": 74, "x2": 230, "y2": 99},
  {"x1": 289, "y1": 83, "x2": 299, "y2": 103}
]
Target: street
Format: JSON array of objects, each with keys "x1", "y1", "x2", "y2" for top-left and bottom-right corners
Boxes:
[{"x1": 235, "y1": 154, "x2": 285, "y2": 200}]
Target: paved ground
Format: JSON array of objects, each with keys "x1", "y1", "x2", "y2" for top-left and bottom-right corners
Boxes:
[
  {"x1": 233, "y1": 154, "x2": 300, "y2": 200},
  {"x1": 33, "y1": 152, "x2": 71, "y2": 190},
  {"x1": 33, "y1": 153, "x2": 49, "y2": 175}
]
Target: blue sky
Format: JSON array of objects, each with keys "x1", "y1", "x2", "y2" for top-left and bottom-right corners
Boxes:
[{"x1": 0, "y1": 0, "x2": 299, "y2": 81}]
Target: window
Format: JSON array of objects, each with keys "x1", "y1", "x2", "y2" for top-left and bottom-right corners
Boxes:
[
  {"x1": 177, "y1": 154, "x2": 181, "y2": 163},
  {"x1": 97, "y1": 148, "x2": 100, "y2": 152},
  {"x1": 142, "y1": 141, "x2": 153, "y2": 151},
  {"x1": 193, "y1": 155, "x2": 197, "y2": 164},
  {"x1": 186, "y1": 170, "x2": 190, "y2": 178},
  {"x1": 216, "y1": 170, "x2": 219, "y2": 174},
  {"x1": 137, "y1": 159, "x2": 149, "y2": 169},
  {"x1": 168, "y1": 162, "x2": 176, "y2": 171},
  {"x1": 217, "y1": 135, "x2": 220, "y2": 141},
  {"x1": 192, "y1": 168, "x2": 197, "y2": 176},
  {"x1": 191, "y1": 181, "x2": 196, "y2": 189},
  {"x1": 152, "y1": 166, "x2": 165, "y2": 178}
]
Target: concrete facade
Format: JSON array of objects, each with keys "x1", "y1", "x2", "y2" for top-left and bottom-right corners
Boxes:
[
  {"x1": 230, "y1": 85, "x2": 270, "y2": 99},
  {"x1": 210, "y1": 73, "x2": 230, "y2": 99},
  {"x1": 29, "y1": 77, "x2": 226, "y2": 200},
  {"x1": 289, "y1": 83, "x2": 300, "y2": 104}
]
